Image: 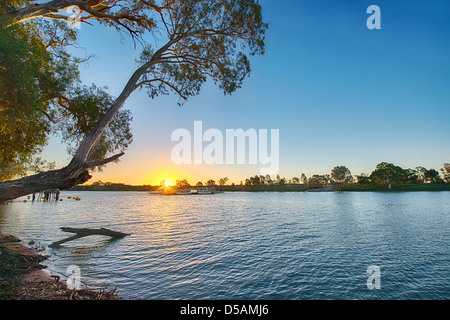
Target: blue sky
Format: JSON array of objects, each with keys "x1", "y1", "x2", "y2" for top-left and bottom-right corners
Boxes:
[{"x1": 43, "y1": 0, "x2": 450, "y2": 185}]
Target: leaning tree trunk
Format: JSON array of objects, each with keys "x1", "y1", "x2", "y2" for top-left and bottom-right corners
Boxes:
[
  {"x1": 0, "y1": 64, "x2": 136, "y2": 202},
  {"x1": 0, "y1": 153, "x2": 123, "y2": 203},
  {"x1": 0, "y1": 164, "x2": 91, "y2": 202},
  {"x1": 0, "y1": 39, "x2": 175, "y2": 203}
]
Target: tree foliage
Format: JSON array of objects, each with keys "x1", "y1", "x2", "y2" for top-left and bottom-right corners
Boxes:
[
  {"x1": 370, "y1": 162, "x2": 406, "y2": 186},
  {"x1": 355, "y1": 173, "x2": 371, "y2": 186},
  {"x1": 367, "y1": 162, "x2": 446, "y2": 186},
  {"x1": 135, "y1": 0, "x2": 266, "y2": 105},
  {"x1": 307, "y1": 174, "x2": 331, "y2": 189},
  {"x1": 218, "y1": 177, "x2": 229, "y2": 186},
  {"x1": 0, "y1": 20, "x2": 70, "y2": 180},
  {"x1": 175, "y1": 179, "x2": 190, "y2": 188},
  {"x1": 424, "y1": 169, "x2": 441, "y2": 184},
  {"x1": 0, "y1": 5, "x2": 134, "y2": 181},
  {"x1": 56, "y1": 84, "x2": 133, "y2": 170},
  {"x1": 440, "y1": 164, "x2": 450, "y2": 183},
  {"x1": 331, "y1": 166, "x2": 352, "y2": 187}
]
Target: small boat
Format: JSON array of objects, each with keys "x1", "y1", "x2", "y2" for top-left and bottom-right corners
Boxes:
[{"x1": 150, "y1": 186, "x2": 220, "y2": 195}]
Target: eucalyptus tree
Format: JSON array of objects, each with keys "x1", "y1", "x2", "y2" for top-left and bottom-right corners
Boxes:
[
  {"x1": 370, "y1": 162, "x2": 406, "y2": 187},
  {"x1": 0, "y1": 16, "x2": 132, "y2": 183},
  {"x1": 0, "y1": 0, "x2": 267, "y2": 202},
  {"x1": 331, "y1": 165, "x2": 352, "y2": 187}
]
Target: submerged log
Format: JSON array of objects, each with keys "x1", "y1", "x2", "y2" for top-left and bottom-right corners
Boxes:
[{"x1": 50, "y1": 227, "x2": 130, "y2": 248}]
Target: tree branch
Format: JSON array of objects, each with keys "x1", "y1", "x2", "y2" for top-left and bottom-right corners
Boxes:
[
  {"x1": 0, "y1": 0, "x2": 79, "y2": 27},
  {"x1": 84, "y1": 151, "x2": 125, "y2": 168},
  {"x1": 137, "y1": 0, "x2": 176, "y2": 13},
  {"x1": 136, "y1": 78, "x2": 188, "y2": 100},
  {"x1": 69, "y1": 37, "x2": 179, "y2": 168}
]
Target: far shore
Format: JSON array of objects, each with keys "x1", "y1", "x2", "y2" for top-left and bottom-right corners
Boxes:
[
  {"x1": 337, "y1": 184, "x2": 450, "y2": 192},
  {"x1": 69, "y1": 183, "x2": 450, "y2": 193}
]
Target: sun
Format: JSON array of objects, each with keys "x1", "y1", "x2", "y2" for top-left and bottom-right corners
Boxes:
[
  {"x1": 164, "y1": 181, "x2": 173, "y2": 187},
  {"x1": 160, "y1": 180, "x2": 176, "y2": 195}
]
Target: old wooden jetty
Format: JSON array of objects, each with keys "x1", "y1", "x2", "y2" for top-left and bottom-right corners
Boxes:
[{"x1": 33, "y1": 189, "x2": 61, "y2": 202}]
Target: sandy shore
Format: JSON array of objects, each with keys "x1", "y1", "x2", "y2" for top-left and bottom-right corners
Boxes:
[{"x1": 0, "y1": 233, "x2": 119, "y2": 300}]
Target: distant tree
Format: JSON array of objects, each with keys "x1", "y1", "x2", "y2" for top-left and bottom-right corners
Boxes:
[
  {"x1": 292, "y1": 177, "x2": 300, "y2": 184},
  {"x1": 444, "y1": 163, "x2": 450, "y2": 172},
  {"x1": 308, "y1": 175, "x2": 327, "y2": 189},
  {"x1": 259, "y1": 175, "x2": 266, "y2": 185},
  {"x1": 249, "y1": 175, "x2": 262, "y2": 186},
  {"x1": 300, "y1": 173, "x2": 308, "y2": 185},
  {"x1": 404, "y1": 168, "x2": 419, "y2": 184},
  {"x1": 324, "y1": 174, "x2": 334, "y2": 186},
  {"x1": 196, "y1": 182, "x2": 203, "y2": 187},
  {"x1": 91, "y1": 180, "x2": 104, "y2": 187},
  {"x1": 176, "y1": 179, "x2": 191, "y2": 189},
  {"x1": 331, "y1": 166, "x2": 352, "y2": 187},
  {"x1": 206, "y1": 180, "x2": 216, "y2": 187},
  {"x1": 370, "y1": 162, "x2": 407, "y2": 187},
  {"x1": 440, "y1": 164, "x2": 450, "y2": 183},
  {"x1": 272, "y1": 174, "x2": 287, "y2": 185},
  {"x1": 218, "y1": 177, "x2": 229, "y2": 186},
  {"x1": 265, "y1": 174, "x2": 273, "y2": 185},
  {"x1": 355, "y1": 173, "x2": 371, "y2": 186},
  {"x1": 424, "y1": 169, "x2": 442, "y2": 184},
  {"x1": 415, "y1": 166, "x2": 427, "y2": 184}
]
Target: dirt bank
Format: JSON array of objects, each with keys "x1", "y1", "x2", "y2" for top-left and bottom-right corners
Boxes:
[{"x1": 0, "y1": 233, "x2": 119, "y2": 300}]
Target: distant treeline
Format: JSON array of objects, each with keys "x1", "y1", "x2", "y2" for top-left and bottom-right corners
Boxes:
[
  {"x1": 74, "y1": 162, "x2": 450, "y2": 192},
  {"x1": 201, "y1": 162, "x2": 450, "y2": 189},
  {"x1": 72, "y1": 182, "x2": 158, "y2": 192}
]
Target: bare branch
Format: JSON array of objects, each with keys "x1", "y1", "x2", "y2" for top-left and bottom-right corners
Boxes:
[
  {"x1": 137, "y1": 0, "x2": 176, "y2": 13},
  {"x1": 84, "y1": 151, "x2": 125, "y2": 168},
  {"x1": 136, "y1": 78, "x2": 188, "y2": 100}
]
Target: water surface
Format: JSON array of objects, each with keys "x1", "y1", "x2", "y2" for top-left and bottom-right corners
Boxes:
[{"x1": 0, "y1": 191, "x2": 448, "y2": 299}]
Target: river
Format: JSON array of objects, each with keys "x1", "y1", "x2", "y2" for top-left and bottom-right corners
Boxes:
[{"x1": 0, "y1": 191, "x2": 448, "y2": 299}]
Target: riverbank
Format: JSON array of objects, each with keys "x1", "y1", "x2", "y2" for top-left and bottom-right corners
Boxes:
[
  {"x1": 0, "y1": 233, "x2": 119, "y2": 300},
  {"x1": 338, "y1": 184, "x2": 450, "y2": 192}
]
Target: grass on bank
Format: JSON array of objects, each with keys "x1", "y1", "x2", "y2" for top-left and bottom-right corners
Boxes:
[{"x1": 338, "y1": 184, "x2": 450, "y2": 192}]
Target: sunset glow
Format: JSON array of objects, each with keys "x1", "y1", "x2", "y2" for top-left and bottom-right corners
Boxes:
[{"x1": 164, "y1": 181, "x2": 173, "y2": 187}]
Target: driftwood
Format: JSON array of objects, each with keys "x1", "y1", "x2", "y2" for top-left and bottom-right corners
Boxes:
[{"x1": 50, "y1": 227, "x2": 130, "y2": 248}]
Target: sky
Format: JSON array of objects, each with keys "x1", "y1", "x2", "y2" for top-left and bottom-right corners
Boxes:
[{"x1": 42, "y1": 0, "x2": 450, "y2": 186}]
